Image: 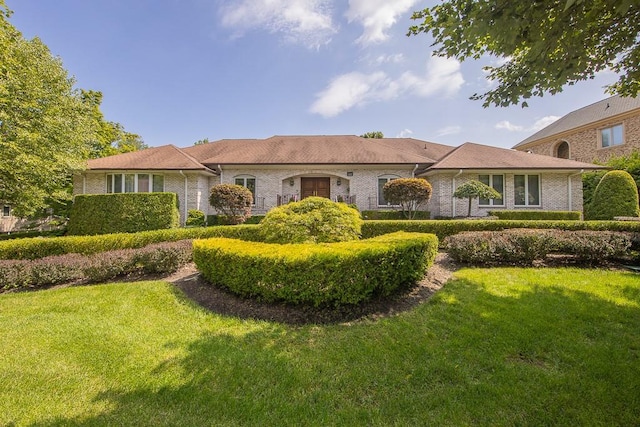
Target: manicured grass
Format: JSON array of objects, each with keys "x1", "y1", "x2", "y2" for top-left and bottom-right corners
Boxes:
[{"x1": 1, "y1": 269, "x2": 639, "y2": 425}]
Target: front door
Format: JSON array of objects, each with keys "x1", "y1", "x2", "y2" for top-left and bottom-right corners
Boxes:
[{"x1": 301, "y1": 177, "x2": 330, "y2": 199}]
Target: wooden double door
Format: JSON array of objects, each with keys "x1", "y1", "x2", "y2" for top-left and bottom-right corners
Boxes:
[{"x1": 301, "y1": 177, "x2": 330, "y2": 199}]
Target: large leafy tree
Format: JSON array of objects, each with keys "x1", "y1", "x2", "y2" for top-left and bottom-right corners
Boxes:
[
  {"x1": 0, "y1": 1, "x2": 95, "y2": 216},
  {"x1": 409, "y1": 0, "x2": 640, "y2": 107},
  {"x1": 0, "y1": 2, "x2": 144, "y2": 217}
]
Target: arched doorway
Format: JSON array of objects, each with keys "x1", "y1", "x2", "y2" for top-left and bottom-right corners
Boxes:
[{"x1": 555, "y1": 141, "x2": 569, "y2": 159}]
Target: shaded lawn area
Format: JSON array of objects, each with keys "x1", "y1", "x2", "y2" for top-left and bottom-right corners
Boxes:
[{"x1": 1, "y1": 268, "x2": 639, "y2": 426}]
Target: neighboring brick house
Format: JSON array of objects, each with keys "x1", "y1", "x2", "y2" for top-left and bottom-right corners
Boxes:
[
  {"x1": 73, "y1": 135, "x2": 603, "y2": 223},
  {"x1": 514, "y1": 95, "x2": 640, "y2": 163}
]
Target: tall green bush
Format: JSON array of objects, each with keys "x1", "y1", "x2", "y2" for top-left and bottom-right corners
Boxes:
[
  {"x1": 68, "y1": 193, "x2": 180, "y2": 235},
  {"x1": 588, "y1": 170, "x2": 640, "y2": 220},
  {"x1": 209, "y1": 184, "x2": 253, "y2": 225},
  {"x1": 260, "y1": 197, "x2": 362, "y2": 244},
  {"x1": 382, "y1": 178, "x2": 432, "y2": 219}
]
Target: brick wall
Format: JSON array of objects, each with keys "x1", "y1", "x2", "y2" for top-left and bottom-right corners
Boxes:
[
  {"x1": 425, "y1": 171, "x2": 583, "y2": 217},
  {"x1": 217, "y1": 167, "x2": 416, "y2": 213},
  {"x1": 521, "y1": 113, "x2": 640, "y2": 163}
]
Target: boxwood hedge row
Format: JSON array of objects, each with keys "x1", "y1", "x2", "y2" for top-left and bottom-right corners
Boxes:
[
  {"x1": 193, "y1": 232, "x2": 438, "y2": 306},
  {"x1": 444, "y1": 229, "x2": 633, "y2": 266},
  {"x1": 0, "y1": 225, "x2": 261, "y2": 260},
  {"x1": 487, "y1": 210, "x2": 582, "y2": 220},
  {"x1": 361, "y1": 220, "x2": 640, "y2": 241},
  {"x1": 68, "y1": 193, "x2": 180, "y2": 235}
]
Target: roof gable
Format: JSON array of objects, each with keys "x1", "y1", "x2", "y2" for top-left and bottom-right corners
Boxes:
[
  {"x1": 515, "y1": 95, "x2": 640, "y2": 148},
  {"x1": 86, "y1": 145, "x2": 211, "y2": 171},
  {"x1": 425, "y1": 142, "x2": 605, "y2": 171}
]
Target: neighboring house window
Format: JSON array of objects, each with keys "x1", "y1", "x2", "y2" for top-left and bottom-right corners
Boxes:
[
  {"x1": 514, "y1": 175, "x2": 540, "y2": 206},
  {"x1": 478, "y1": 174, "x2": 504, "y2": 206},
  {"x1": 377, "y1": 175, "x2": 400, "y2": 206},
  {"x1": 2, "y1": 206, "x2": 10, "y2": 217},
  {"x1": 555, "y1": 141, "x2": 570, "y2": 159},
  {"x1": 600, "y1": 124, "x2": 624, "y2": 148},
  {"x1": 106, "y1": 174, "x2": 164, "y2": 193},
  {"x1": 234, "y1": 175, "x2": 256, "y2": 203}
]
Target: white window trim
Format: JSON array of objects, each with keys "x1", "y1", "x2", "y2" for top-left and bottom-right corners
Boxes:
[
  {"x1": 106, "y1": 173, "x2": 165, "y2": 194},
  {"x1": 600, "y1": 123, "x2": 624, "y2": 148},
  {"x1": 478, "y1": 174, "x2": 505, "y2": 207},
  {"x1": 514, "y1": 174, "x2": 541, "y2": 207},
  {"x1": 377, "y1": 174, "x2": 401, "y2": 207}
]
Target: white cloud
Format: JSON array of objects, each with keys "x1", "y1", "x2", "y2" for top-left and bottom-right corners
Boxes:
[
  {"x1": 495, "y1": 115, "x2": 560, "y2": 132},
  {"x1": 495, "y1": 121, "x2": 524, "y2": 132},
  {"x1": 310, "y1": 57, "x2": 464, "y2": 117},
  {"x1": 436, "y1": 125, "x2": 462, "y2": 137},
  {"x1": 346, "y1": 0, "x2": 420, "y2": 46},
  {"x1": 219, "y1": 0, "x2": 336, "y2": 49},
  {"x1": 309, "y1": 72, "x2": 389, "y2": 117},
  {"x1": 375, "y1": 53, "x2": 404, "y2": 65},
  {"x1": 397, "y1": 128, "x2": 413, "y2": 138},
  {"x1": 531, "y1": 116, "x2": 561, "y2": 131}
]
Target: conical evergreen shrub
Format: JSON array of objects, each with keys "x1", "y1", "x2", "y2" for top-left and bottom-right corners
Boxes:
[{"x1": 587, "y1": 170, "x2": 639, "y2": 220}]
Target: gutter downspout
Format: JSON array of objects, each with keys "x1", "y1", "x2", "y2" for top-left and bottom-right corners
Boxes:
[
  {"x1": 411, "y1": 164, "x2": 419, "y2": 178},
  {"x1": 179, "y1": 170, "x2": 188, "y2": 226},
  {"x1": 452, "y1": 169, "x2": 463, "y2": 217},
  {"x1": 568, "y1": 169, "x2": 584, "y2": 214}
]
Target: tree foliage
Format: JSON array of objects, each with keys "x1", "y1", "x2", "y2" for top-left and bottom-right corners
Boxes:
[
  {"x1": 453, "y1": 180, "x2": 502, "y2": 217},
  {"x1": 587, "y1": 170, "x2": 639, "y2": 220},
  {"x1": 260, "y1": 197, "x2": 362, "y2": 244},
  {"x1": 382, "y1": 178, "x2": 432, "y2": 219},
  {"x1": 0, "y1": 2, "x2": 93, "y2": 216},
  {"x1": 0, "y1": 2, "x2": 144, "y2": 217},
  {"x1": 360, "y1": 131, "x2": 384, "y2": 139},
  {"x1": 409, "y1": 0, "x2": 640, "y2": 107},
  {"x1": 82, "y1": 90, "x2": 147, "y2": 158},
  {"x1": 209, "y1": 184, "x2": 253, "y2": 225},
  {"x1": 194, "y1": 138, "x2": 210, "y2": 145}
]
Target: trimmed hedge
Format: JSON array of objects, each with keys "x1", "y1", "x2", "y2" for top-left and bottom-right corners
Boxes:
[
  {"x1": 207, "y1": 215, "x2": 265, "y2": 225},
  {"x1": 0, "y1": 240, "x2": 193, "y2": 291},
  {"x1": 361, "y1": 210, "x2": 430, "y2": 220},
  {"x1": 488, "y1": 210, "x2": 581, "y2": 220},
  {"x1": 0, "y1": 225, "x2": 261, "y2": 260},
  {"x1": 68, "y1": 193, "x2": 180, "y2": 235},
  {"x1": 444, "y1": 229, "x2": 632, "y2": 266},
  {"x1": 361, "y1": 220, "x2": 640, "y2": 241},
  {"x1": 193, "y1": 232, "x2": 438, "y2": 306}
]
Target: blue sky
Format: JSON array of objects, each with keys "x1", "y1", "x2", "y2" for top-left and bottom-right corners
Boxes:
[{"x1": 9, "y1": 0, "x2": 619, "y2": 149}]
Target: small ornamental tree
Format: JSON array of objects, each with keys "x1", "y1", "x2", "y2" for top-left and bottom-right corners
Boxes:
[
  {"x1": 588, "y1": 170, "x2": 640, "y2": 220},
  {"x1": 260, "y1": 196, "x2": 362, "y2": 244},
  {"x1": 209, "y1": 184, "x2": 253, "y2": 225},
  {"x1": 453, "y1": 180, "x2": 502, "y2": 217},
  {"x1": 382, "y1": 178, "x2": 432, "y2": 219}
]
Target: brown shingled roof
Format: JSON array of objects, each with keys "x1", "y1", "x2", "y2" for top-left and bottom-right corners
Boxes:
[
  {"x1": 424, "y1": 142, "x2": 606, "y2": 172},
  {"x1": 182, "y1": 135, "x2": 448, "y2": 165},
  {"x1": 86, "y1": 145, "x2": 213, "y2": 171},
  {"x1": 514, "y1": 95, "x2": 640, "y2": 148}
]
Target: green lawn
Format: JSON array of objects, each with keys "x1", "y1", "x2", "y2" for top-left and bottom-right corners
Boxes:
[{"x1": 1, "y1": 268, "x2": 639, "y2": 426}]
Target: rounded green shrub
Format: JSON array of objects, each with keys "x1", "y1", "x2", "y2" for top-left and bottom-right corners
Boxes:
[
  {"x1": 186, "y1": 209, "x2": 206, "y2": 227},
  {"x1": 260, "y1": 197, "x2": 362, "y2": 243},
  {"x1": 209, "y1": 184, "x2": 253, "y2": 225},
  {"x1": 588, "y1": 170, "x2": 640, "y2": 220}
]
